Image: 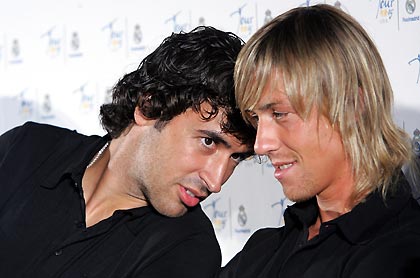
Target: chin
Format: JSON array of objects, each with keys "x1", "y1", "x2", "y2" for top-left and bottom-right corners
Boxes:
[
  {"x1": 284, "y1": 190, "x2": 314, "y2": 203},
  {"x1": 154, "y1": 205, "x2": 188, "y2": 218}
]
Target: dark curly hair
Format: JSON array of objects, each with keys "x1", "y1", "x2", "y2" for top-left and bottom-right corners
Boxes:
[{"x1": 100, "y1": 26, "x2": 255, "y2": 148}]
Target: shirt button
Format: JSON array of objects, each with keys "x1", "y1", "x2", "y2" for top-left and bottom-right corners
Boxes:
[{"x1": 55, "y1": 249, "x2": 63, "y2": 256}]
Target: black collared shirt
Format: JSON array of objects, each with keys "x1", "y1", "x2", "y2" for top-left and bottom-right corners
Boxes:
[
  {"x1": 219, "y1": 176, "x2": 420, "y2": 278},
  {"x1": 0, "y1": 122, "x2": 221, "y2": 278}
]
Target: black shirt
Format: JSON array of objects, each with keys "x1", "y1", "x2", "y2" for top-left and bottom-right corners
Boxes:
[
  {"x1": 218, "y1": 175, "x2": 420, "y2": 278},
  {"x1": 0, "y1": 122, "x2": 221, "y2": 278}
]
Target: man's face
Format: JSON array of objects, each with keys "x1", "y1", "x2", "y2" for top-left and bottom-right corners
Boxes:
[
  {"x1": 128, "y1": 103, "x2": 252, "y2": 217},
  {"x1": 247, "y1": 76, "x2": 353, "y2": 203}
]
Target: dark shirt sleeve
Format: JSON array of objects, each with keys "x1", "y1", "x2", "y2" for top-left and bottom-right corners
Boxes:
[
  {"x1": 216, "y1": 228, "x2": 281, "y2": 278},
  {"x1": 346, "y1": 234, "x2": 420, "y2": 278},
  {"x1": 0, "y1": 124, "x2": 20, "y2": 166}
]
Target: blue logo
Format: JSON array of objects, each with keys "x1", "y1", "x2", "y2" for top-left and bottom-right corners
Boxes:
[
  {"x1": 230, "y1": 4, "x2": 254, "y2": 39},
  {"x1": 17, "y1": 89, "x2": 34, "y2": 117},
  {"x1": 41, "y1": 27, "x2": 62, "y2": 58},
  {"x1": 73, "y1": 83, "x2": 94, "y2": 112},
  {"x1": 203, "y1": 197, "x2": 228, "y2": 231},
  {"x1": 376, "y1": 0, "x2": 396, "y2": 22},
  {"x1": 272, "y1": 197, "x2": 293, "y2": 225},
  {"x1": 234, "y1": 205, "x2": 251, "y2": 234},
  {"x1": 165, "y1": 11, "x2": 189, "y2": 33},
  {"x1": 402, "y1": 0, "x2": 420, "y2": 22},
  {"x1": 408, "y1": 54, "x2": 420, "y2": 84},
  {"x1": 101, "y1": 19, "x2": 123, "y2": 51}
]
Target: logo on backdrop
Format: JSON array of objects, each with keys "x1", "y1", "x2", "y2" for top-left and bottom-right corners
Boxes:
[
  {"x1": 230, "y1": 4, "x2": 254, "y2": 39},
  {"x1": 234, "y1": 205, "x2": 251, "y2": 234},
  {"x1": 165, "y1": 11, "x2": 189, "y2": 33},
  {"x1": 9, "y1": 38, "x2": 23, "y2": 64},
  {"x1": 73, "y1": 83, "x2": 94, "y2": 112},
  {"x1": 402, "y1": 0, "x2": 419, "y2": 22},
  {"x1": 264, "y1": 9, "x2": 273, "y2": 25},
  {"x1": 406, "y1": 0, "x2": 416, "y2": 14},
  {"x1": 203, "y1": 197, "x2": 228, "y2": 232},
  {"x1": 0, "y1": 43, "x2": 3, "y2": 63},
  {"x1": 299, "y1": 0, "x2": 323, "y2": 7},
  {"x1": 333, "y1": 1, "x2": 350, "y2": 13},
  {"x1": 413, "y1": 129, "x2": 420, "y2": 155},
  {"x1": 272, "y1": 197, "x2": 293, "y2": 225},
  {"x1": 129, "y1": 24, "x2": 146, "y2": 52},
  {"x1": 41, "y1": 27, "x2": 62, "y2": 58},
  {"x1": 376, "y1": 0, "x2": 396, "y2": 23},
  {"x1": 40, "y1": 93, "x2": 55, "y2": 120},
  {"x1": 17, "y1": 89, "x2": 34, "y2": 117},
  {"x1": 198, "y1": 17, "x2": 206, "y2": 26},
  {"x1": 101, "y1": 19, "x2": 123, "y2": 51},
  {"x1": 408, "y1": 54, "x2": 420, "y2": 84},
  {"x1": 68, "y1": 31, "x2": 83, "y2": 58}
]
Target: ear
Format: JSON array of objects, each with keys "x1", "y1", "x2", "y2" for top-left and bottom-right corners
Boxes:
[{"x1": 134, "y1": 106, "x2": 156, "y2": 127}]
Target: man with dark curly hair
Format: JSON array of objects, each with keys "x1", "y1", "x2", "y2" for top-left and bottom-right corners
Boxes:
[{"x1": 0, "y1": 26, "x2": 255, "y2": 277}]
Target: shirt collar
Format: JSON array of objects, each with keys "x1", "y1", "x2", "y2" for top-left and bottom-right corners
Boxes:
[
  {"x1": 333, "y1": 175, "x2": 413, "y2": 244},
  {"x1": 284, "y1": 197, "x2": 318, "y2": 231},
  {"x1": 40, "y1": 133, "x2": 111, "y2": 189},
  {"x1": 284, "y1": 174, "x2": 413, "y2": 244}
]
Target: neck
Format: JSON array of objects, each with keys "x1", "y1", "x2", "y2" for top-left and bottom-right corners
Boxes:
[
  {"x1": 307, "y1": 177, "x2": 366, "y2": 240},
  {"x1": 82, "y1": 136, "x2": 148, "y2": 227}
]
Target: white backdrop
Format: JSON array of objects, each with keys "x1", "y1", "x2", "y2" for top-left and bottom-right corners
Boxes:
[{"x1": 1, "y1": 0, "x2": 419, "y2": 265}]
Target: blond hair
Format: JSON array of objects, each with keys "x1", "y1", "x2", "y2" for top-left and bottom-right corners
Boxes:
[{"x1": 235, "y1": 4, "x2": 411, "y2": 197}]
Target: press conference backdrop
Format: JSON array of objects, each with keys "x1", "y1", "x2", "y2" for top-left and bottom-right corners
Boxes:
[{"x1": 1, "y1": 0, "x2": 419, "y2": 265}]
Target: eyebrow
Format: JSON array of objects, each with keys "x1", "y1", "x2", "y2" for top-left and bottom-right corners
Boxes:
[
  {"x1": 247, "y1": 102, "x2": 276, "y2": 113},
  {"x1": 198, "y1": 130, "x2": 232, "y2": 148},
  {"x1": 250, "y1": 98, "x2": 291, "y2": 113}
]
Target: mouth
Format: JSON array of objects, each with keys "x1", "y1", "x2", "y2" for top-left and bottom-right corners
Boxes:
[
  {"x1": 273, "y1": 160, "x2": 296, "y2": 180},
  {"x1": 279, "y1": 162, "x2": 294, "y2": 170},
  {"x1": 179, "y1": 186, "x2": 207, "y2": 207}
]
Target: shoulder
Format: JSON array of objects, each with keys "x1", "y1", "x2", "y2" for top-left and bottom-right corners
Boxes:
[
  {"x1": 218, "y1": 227, "x2": 283, "y2": 278},
  {"x1": 345, "y1": 210, "x2": 420, "y2": 277},
  {"x1": 346, "y1": 235, "x2": 420, "y2": 277},
  {"x1": 1, "y1": 121, "x2": 83, "y2": 148},
  {"x1": 0, "y1": 122, "x2": 95, "y2": 177}
]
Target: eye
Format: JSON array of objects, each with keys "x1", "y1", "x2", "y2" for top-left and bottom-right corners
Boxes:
[
  {"x1": 231, "y1": 152, "x2": 253, "y2": 163},
  {"x1": 247, "y1": 112, "x2": 259, "y2": 126},
  {"x1": 201, "y1": 137, "x2": 215, "y2": 148},
  {"x1": 231, "y1": 153, "x2": 245, "y2": 163},
  {"x1": 273, "y1": 111, "x2": 289, "y2": 119}
]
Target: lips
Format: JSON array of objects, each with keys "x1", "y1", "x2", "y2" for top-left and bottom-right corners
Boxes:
[
  {"x1": 273, "y1": 160, "x2": 296, "y2": 180},
  {"x1": 179, "y1": 185, "x2": 206, "y2": 207}
]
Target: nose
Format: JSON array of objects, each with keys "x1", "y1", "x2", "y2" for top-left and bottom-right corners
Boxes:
[
  {"x1": 254, "y1": 120, "x2": 278, "y2": 155},
  {"x1": 201, "y1": 157, "x2": 229, "y2": 193}
]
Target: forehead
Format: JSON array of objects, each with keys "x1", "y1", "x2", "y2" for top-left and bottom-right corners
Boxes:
[
  {"x1": 169, "y1": 106, "x2": 250, "y2": 150},
  {"x1": 252, "y1": 75, "x2": 291, "y2": 111}
]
